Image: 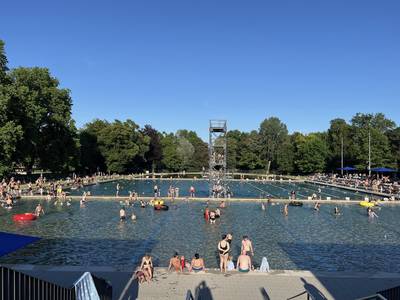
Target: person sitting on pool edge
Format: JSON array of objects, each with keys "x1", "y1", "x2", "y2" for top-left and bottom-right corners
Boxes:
[
  {"x1": 168, "y1": 252, "x2": 182, "y2": 273},
  {"x1": 140, "y1": 254, "x2": 153, "y2": 279},
  {"x1": 237, "y1": 250, "x2": 252, "y2": 273},
  {"x1": 190, "y1": 253, "x2": 205, "y2": 273},
  {"x1": 134, "y1": 266, "x2": 150, "y2": 284}
]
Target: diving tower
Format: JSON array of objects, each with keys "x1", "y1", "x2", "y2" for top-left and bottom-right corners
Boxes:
[{"x1": 209, "y1": 120, "x2": 227, "y2": 198}]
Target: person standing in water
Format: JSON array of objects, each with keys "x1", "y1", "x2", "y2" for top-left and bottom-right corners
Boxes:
[
  {"x1": 241, "y1": 236, "x2": 254, "y2": 257},
  {"x1": 218, "y1": 235, "x2": 230, "y2": 273},
  {"x1": 283, "y1": 204, "x2": 289, "y2": 216},
  {"x1": 116, "y1": 183, "x2": 120, "y2": 197},
  {"x1": 34, "y1": 203, "x2": 45, "y2": 217},
  {"x1": 334, "y1": 206, "x2": 340, "y2": 216},
  {"x1": 189, "y1": 186, "x2": 195, "y2": 198},
  {"x1": 153, "y1": 185, "x2": 158, "y2": 198},
  {"x1": 119, "y1": 207, "x2": 126, "y2": 221}
]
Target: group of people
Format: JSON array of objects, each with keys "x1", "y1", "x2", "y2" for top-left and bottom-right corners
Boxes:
[
  {"x1": 204, "y1": 205, "x2": 222, "y2": 224},
  {"x1": 312, "y1": 173, "x2": 400, "y2": 198},
  {"x1": 119, "y1": 206, "x2": 136, "y2": 221},
  {"x1": 217, "y1": 234, "x2": 254, "y2": 273},
  {"x1": 168, "y1": 252, "x2": 205, "y2": 273}
]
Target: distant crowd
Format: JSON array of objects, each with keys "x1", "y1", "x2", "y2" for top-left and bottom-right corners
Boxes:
[
  {"x1": 311, "y1": 173, "x2": 400, "y2": 199},
  {"x1": 0, "y1": 173, "x2": 117, "y2": 203}
]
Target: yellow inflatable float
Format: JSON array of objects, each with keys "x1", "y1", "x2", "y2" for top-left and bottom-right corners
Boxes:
[
  {"x1": 359, "y1": 201, "x2": 375, "y2": 208},
  {"x1": 151, "y1": 199, "x2": 164, "y2": 206}
]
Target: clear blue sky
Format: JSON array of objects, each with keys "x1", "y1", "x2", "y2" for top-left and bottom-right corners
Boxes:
[{"x1": 1, "y1": 0, "x2": 399, "y2": 140}]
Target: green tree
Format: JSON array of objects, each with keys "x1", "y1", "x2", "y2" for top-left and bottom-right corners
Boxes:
[
  {"x1": 79, "y1": 119, "x2": 108, "y2": 173},
  {"x1": 259, "y1": 117, "x2": 289, "y2": 171},
  {"x1": 96, "y1": 120, "x2": 149, "y2": 173},
  {"x1": 294, "y1": 133, "x2": 329, "y2": 174},
  {"x1": 327, "y1": 118, "x2": 353, "y2": 170},
  {"x1": 237, "y1": 131, "x2": 264, "y2": 170},
  {"x1": 226, "y1": 130, "x2": 242, "y2": 171},
  {"x1": 0, "y1": 40, "x2": 9, "y2": 84},
  {"x1": 277, "y1": 139, "x2": 295, "y2": 174},
  {"x1": 161, "y1": 133, "x2": 182, "y2": 171},
  {"x1": 176, "y1": 130, "x2": 208, "y2": 171},
  {"x1": 387, "y1": 127, "x2": 400, "y2": 170},
  {"x1": 350, "y1": 113, "x2": 396, "y2": 170},
  {"x1": 142, "y1": 125, "x2": 163, "y2": 172},
  {"x1": 4, "y1": 67, "x2": 79, "y2": 173}
]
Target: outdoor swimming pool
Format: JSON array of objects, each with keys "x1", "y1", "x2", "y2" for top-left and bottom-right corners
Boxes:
[
  {"x1": 1, "y1": 196, "x2": 399, "y2": 273},
  {"x1": 68, "y1": 179, "x2": 374, "y2": 200}
]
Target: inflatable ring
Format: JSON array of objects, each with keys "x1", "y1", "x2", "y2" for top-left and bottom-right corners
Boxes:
[
  {"x1": 154, "y1": 205, "x2": 169, "y2": 211},
  {"x1": 289, "y1": 201, "x2": 303, "y2": 207},
  {"x1": 13, "y1": 213, "x2": 37, "y2": 221}
]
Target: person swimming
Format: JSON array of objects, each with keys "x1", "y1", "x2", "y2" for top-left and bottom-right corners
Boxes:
[
  {"x1": 209, "y1": 211, "x2": 216, "y2": 224},
  {"x1": 367, "y1": 207, "x2": 378, "y2": 218},
  {"x1": 204, "y1": 207, "x2": 210, "y2": 221},
  {"x1": 34, "y1": 203, "x2": 45, "y2": 217},
  {"x1": 215, "y1": 208, "x2": 221, "y2": 218},
  {"x1": 334, "y1": 206, "x2": 340, "y2": 215},
  {"x1": 120, "y1": 207, "x2": 126, "y2": 221}
]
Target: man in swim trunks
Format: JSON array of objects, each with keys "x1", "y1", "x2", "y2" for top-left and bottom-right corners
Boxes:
[
  {"x1": 241, "y1": 236, "x2": 254, "y2": 257},
  {"x1": 237, "y1": 250, "x2": 251, "y2": 273},
  {"x1": 168, "y1": 252, "x2": 182, "y2": 272}
]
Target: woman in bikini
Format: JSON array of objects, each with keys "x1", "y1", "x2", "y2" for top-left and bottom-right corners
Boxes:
[
  {"x1": 218, "y1": 235, "x2": 230, "y2": 272},
  {"x1": 140, "y1": 254, "x2": 153, "y2": 279}
]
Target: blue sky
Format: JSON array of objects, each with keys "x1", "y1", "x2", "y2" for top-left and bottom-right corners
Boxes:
[{"x1": 1, "y1": 0, "x2": 399, "y2": 140}]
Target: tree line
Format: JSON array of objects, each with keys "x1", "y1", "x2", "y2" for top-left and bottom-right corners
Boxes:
[{"x1": 0, "y1": 40, "x2": 399, "y2": 176}]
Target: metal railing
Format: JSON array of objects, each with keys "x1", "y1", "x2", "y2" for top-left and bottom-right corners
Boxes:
[
  {"x1": 1, "y1": 266, "x2": 76, "y2": 300},
  {"x1": 1, "y1": 266, "x2": 112, "y2": 300},
  {"x1": 378, "y1": 285, "x2": 400, "y2": 300}
]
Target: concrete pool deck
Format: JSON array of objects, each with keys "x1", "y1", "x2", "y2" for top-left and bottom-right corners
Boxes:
[{"x1": 3, "y1": 264, "x2": 400, "y2": 300}]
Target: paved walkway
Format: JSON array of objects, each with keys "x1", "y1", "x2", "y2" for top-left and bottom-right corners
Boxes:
[
  {"x1": 137, "y1": 269, "x2": 400, "y2": 300},
  {"x1": 5, "y1": 265, "x2": 400, "y2": 300}
]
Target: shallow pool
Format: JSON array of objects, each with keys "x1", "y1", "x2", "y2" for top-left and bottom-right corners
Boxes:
[
  {"x1": 0, "y1": 198, "x2": 399, "y2": 273},
  {"x1": 68, "y1": 179, "x2": 374, "y2": 200}
]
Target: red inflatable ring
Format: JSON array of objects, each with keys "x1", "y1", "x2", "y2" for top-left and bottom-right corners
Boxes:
[{"x1": 13, "y1": 213, "x2": 37, "y2": 221}]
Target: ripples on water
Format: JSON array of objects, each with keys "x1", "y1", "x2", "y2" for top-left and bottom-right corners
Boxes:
[{"x1": 1, "y1": 193, "x2": 399, "y2": 272}]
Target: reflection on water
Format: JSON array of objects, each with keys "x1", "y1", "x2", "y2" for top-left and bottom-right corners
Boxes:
[{"x1": 1, "y1": 198, "x2": 399, "y2": 272}]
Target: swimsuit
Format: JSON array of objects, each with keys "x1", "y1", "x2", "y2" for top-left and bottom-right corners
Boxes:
[
  {"x1": 239, "y1": 268, "x2": 250, "y2": 273},
  {"x1": 219, "y1": 242, "x2": 228, "y2": 255},
  {"x1": 192, "y1": 266, "x2": 204, "y2": 272}
]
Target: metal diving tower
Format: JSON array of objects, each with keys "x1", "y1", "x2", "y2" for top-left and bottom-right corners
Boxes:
[{"x1": 209, "y1": 120, "x2": 227, "y2": 198}]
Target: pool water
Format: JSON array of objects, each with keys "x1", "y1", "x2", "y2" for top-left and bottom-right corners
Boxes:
[
  {"x1": 1, "y1": 197, "x2": 399, "y2": 273},
  {"x1": 68, "y1": 179, "x2": 374, "y2": 200}
]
